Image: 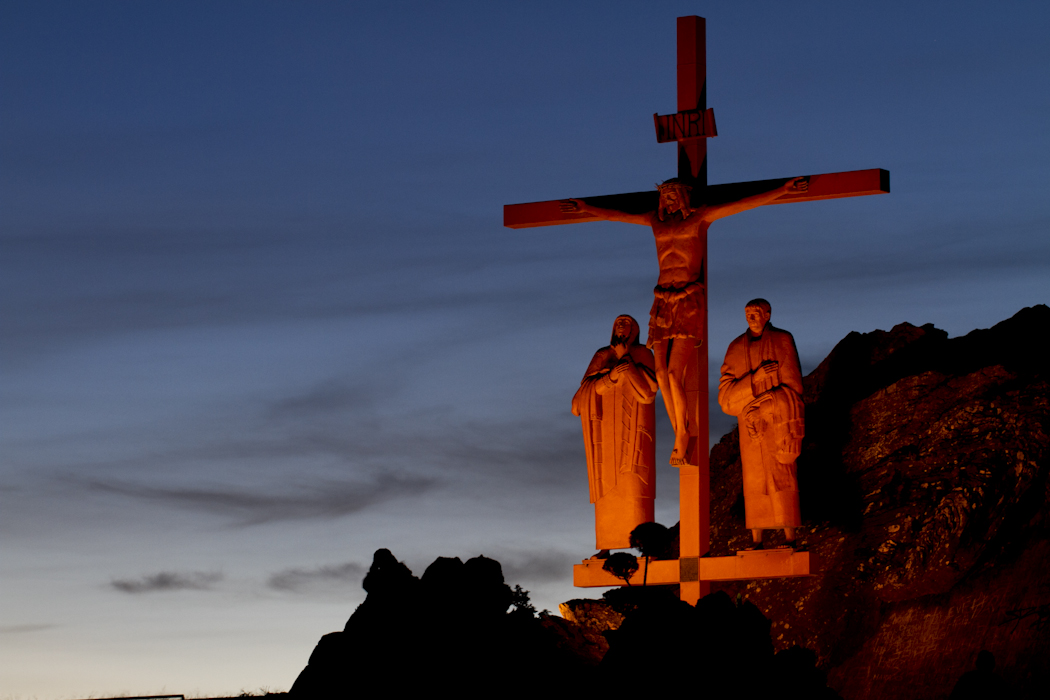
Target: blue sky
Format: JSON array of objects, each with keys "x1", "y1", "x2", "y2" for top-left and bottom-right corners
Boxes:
[{"x1": 2, "y1": 1, "x2": 1049, "y2": 697}]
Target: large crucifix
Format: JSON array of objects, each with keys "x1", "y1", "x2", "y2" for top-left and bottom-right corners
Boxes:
[{"x1": 505, "y1": 16, "x2": 888, "y2": 605}]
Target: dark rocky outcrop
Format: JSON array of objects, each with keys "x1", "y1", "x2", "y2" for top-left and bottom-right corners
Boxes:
[
  {"x1": 288, "y1": 549, "x2": 593, "y2": 697},
  {"x1": 291, "y1": 550, "x2": 836, "y2": 697},
  {"x1": 562, "y1": 586, "x2": 841, "y2": 697}
]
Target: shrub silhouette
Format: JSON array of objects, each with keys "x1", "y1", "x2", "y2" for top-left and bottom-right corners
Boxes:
[
  {"x1": 510, "y1": 584, "x2": 536, "y2": 617},
  {"x1": 602, "y1": 552, "x2": 639, "y2": 586},
  {"x1": 629, "y1": 521, "x2": 673, "y2": 586}
]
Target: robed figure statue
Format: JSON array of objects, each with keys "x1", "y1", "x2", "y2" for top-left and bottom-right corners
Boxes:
[
  {"x1": 718, "y1": 299, "x2": 804, "y2": 548},
  {"x1": 572, "y1": 315, "x2": 658, "y2": 551}
]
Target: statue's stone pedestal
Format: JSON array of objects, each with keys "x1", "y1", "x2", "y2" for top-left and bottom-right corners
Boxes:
[{"x1": 573, "y1": 549, "x2": 812, "y2": 589}]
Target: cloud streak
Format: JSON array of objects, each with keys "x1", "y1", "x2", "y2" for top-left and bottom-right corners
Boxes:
[
  {"x1": 495, "y1": 549, "x2": 579, "y2": 586},
  {"x1": 268, "y1": 561, "x2": 366, "y2": 592},
  {"x1": 110, "y1": 571, "x2": 222, "y2": 594},
  {"x1": 82, "y1": 473, "x2": 439, "y2": 526}
]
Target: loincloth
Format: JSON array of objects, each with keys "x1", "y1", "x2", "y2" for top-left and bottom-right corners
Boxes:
[{"x1": 647, "y1": 278, "x2": 705, "y2": 347}]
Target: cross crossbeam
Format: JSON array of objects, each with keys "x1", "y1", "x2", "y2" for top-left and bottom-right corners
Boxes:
[{"x1": 504, "y1": 169, "x2": 889, "y2": 228}]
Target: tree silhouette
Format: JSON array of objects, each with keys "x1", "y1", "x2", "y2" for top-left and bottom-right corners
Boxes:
[
  {"x1": 603, "y1": 552, "x2": 639, "y2": 586},
  {"x1": 510, "y1": 584, "x2": 536, "y2": 617},
  {"x1": 630, "y1": 522, "x2": 673, "y2": 586}
]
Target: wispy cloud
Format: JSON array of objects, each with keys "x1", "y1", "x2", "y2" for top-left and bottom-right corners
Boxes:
[
  {"x1": 268, "y1": 561, "x2": 366, "y2": 592},
  {"x1": 110, "y1": 571, "x2": 222, "y2": 594},
  {"x1": 495, "y1": 549, "x2": 578, "y2": 586},
  {"x1": 267, "y1": 381, "x2": 380, "y2": 421},
  {"x1": 81, "y1": 473, "x2": 439, "y2": 526}
]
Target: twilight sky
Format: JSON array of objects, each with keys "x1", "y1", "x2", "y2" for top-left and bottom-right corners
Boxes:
[{"x1": 2, "y1": 1, "x2": 1048, "y2": 697}]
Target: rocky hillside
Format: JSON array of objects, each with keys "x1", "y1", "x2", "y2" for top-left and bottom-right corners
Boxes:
[
  {"x1": 288, "y1": 550, "x2": 596, "y2": 696},
  {"x1": 568, "y1": 304, "x2": 1050, "y2": 698},
  {"x1": 719, "y1": 305, "x2": 1049, "y2": 698}
]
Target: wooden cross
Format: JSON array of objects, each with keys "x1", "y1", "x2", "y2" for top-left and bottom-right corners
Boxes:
[{"x1": 505, "y1": 16, "x2": 888, "y2": 605}]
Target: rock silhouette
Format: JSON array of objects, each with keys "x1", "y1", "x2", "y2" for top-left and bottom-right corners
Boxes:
[
  {"x1": 289, "y1": 550, "x2": 589, "y2": 697},
  {"x1": 292, "y1": 550, "x2": 833, "y2": 697}
]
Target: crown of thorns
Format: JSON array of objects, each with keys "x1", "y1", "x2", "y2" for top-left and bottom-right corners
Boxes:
[{"x1": 656, "y1": 179, "x2": 692, "y2": 193}]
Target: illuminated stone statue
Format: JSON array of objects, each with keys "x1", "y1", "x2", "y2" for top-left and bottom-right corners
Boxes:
[
  {"x1": 571, "y1": 315, "x2": 658, "y2": 551},
  {"x1": 718, "y1": 299, "x2": 804, "y2": 548},
  {"x1": 564, "y1": 177, "x2": 806, "y2": 465}
]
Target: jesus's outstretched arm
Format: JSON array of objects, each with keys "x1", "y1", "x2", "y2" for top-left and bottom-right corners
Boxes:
[
  {"x1": 560, "y1": 198, "x2": 652, "y2": 226},
  {"x1": 701, "y1": 176, "x2": 809, "y2": 223}
]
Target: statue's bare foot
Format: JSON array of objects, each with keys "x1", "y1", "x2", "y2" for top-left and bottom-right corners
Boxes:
[{"x1": 669, "y1": 439, "x2": 689, "y2": 466}]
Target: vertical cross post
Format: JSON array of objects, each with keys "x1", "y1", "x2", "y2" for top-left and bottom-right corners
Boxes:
[
  {"x1": 677, "y1": 16, "x2": 707, "y2": 184},
  {"x1": 676, "y1": 15, "x2": 710, "y2": 605}
]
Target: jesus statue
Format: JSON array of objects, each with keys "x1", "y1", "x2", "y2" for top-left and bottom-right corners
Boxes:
[{"x1": 562, "y1": 176, "x2": 807, "y2": 465}]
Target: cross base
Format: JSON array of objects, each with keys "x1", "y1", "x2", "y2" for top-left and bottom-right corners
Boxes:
[{"x1": 573, "y1": 549, "x2": 813, "y2": 590}]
